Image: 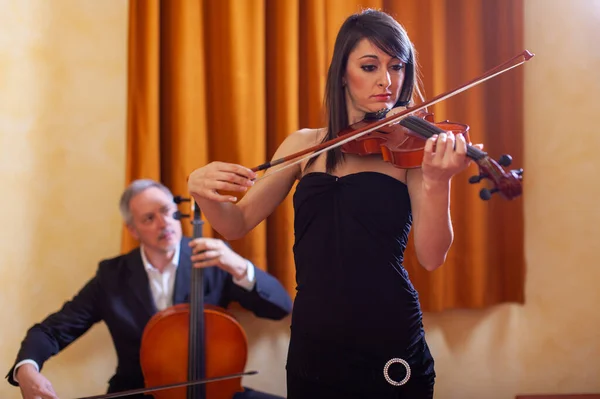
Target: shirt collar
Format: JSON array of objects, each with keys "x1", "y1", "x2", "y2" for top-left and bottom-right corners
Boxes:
[{"x1": 140, "y1": 242, "x2": 180, "y2": 273}]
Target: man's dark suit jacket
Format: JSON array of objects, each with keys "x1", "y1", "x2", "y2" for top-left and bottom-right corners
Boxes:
[{"x1": 6, "y1": 237, "x2": 293, "y2": 396}]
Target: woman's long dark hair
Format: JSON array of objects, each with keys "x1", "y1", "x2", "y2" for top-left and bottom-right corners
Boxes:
[{"x1": 308, "y1": 9, "x2": 421, "y2": 173}]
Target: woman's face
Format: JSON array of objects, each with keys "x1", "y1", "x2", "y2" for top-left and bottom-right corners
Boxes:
[{"x1": 343, "y1": 38, "x2": 405, "y2": 123}]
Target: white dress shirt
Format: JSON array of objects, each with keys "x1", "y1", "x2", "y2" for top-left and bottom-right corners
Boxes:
[
  {"x1": 141, "y1": 244, "x2": 180, "y2": 311},
  {"x1": 14, "y1": 244, "x2": 256, "y2": 381},
  {"x1": 140, "y1": 244, "x2": 256, "y2": 310}
]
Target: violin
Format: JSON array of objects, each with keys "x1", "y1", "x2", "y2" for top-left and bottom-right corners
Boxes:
[
  {"x1": 340, "y1": 107, "x2": 522, "y2": 200},
  {"x1": 251, "y1": 50, "x2": 534, "y2": 201}
]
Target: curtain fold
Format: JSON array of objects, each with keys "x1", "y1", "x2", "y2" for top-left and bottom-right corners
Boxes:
[
  {"x1": 122, "y1": 0, "x2": 161, "y2": 252},
  {"x1": 265, "y1": 0, "x2": 300, "y2": 291},
  {"x1": 124, "y1": 0, "x2": 525, "y2": 311}
]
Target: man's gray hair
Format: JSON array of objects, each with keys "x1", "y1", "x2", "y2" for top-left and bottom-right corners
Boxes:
[{"x1": 119, "y1": 179, "x2": 174, "y2": 225}]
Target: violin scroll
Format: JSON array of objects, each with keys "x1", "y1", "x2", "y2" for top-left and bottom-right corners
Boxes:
[{"x1": 467, "y1": 154, "x2": 523, "y2": 201}]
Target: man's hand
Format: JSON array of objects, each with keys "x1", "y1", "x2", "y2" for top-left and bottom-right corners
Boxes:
[
  {"x1": 189, "y1": 238, "x2": 248, "y2": 280},
  {"x1": 16, "y1": 364, "x2": 59, "y2": 399}
]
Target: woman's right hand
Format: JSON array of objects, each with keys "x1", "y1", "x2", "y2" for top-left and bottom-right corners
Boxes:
[{"x1": 187, "y1": 161, "x2": 257, "y2": 203}]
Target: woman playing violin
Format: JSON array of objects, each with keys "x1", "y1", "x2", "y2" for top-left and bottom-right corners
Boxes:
[{"x1": 188, "y1": 9, "x2": 483, "y2": 399}]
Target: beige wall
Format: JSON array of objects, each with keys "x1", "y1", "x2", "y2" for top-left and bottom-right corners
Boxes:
[
  {"x1": 0, "y1": 1, "x2": 127, "y2": 398},
  {"x1": 423, "y1": 0, "x2": 600, "y2": 396},
  {"x1": 1, "y1": 1, "x2": 599, "y2": 399}
]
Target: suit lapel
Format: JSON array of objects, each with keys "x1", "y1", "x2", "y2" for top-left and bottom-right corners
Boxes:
[
  {"x1": 126, "y1": 249, "x2": 157, "y2": 317},
  {"x1": 173, "y1": 238, "x2": 191, "y2": 305}
]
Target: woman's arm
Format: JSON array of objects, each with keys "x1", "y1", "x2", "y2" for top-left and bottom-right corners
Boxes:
[
  {"x1": 406, "y1": 130, "x2": 476, "y2": 271},
  {"x1": 406, "y1": 168, "x2": 453, "y2": 271},
  {"x1": 188, "y1": 128, "x2": 315, "y2": 240}
]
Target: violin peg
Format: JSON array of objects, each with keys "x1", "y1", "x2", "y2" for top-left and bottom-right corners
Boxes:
[
  {"x1": 468, "y1": 174, "x2": 484, "y2": 184},
  {"x1": 497, "y1": 154, "x2": 512, "y2": 167},
  {"x1": 514, "y1": 168, "x2": 523, "y2": 177},
  {"x1": 479, "y1": 187, "x2": 499, "y2": 201}
]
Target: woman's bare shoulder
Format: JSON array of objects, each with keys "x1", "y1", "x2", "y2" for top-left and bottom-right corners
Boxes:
[
  {"x1": 275, "y1": 127, "x2": 326, "y2": 156},
  {"x1": 289, "y1": 127, "x2": 326, "y2": 147}
]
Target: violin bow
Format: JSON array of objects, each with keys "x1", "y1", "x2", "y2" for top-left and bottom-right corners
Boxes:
[
  {"x1": 72, "y1": 371, "x2": 258, "y2": 399},
  {"x1": 251, "y1": 49, "x2": 534, "y2": 180}
]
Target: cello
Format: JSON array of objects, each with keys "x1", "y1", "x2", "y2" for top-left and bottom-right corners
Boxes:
[{"x1": 138, "y1": 195, "x2": 251, "y2": 399}]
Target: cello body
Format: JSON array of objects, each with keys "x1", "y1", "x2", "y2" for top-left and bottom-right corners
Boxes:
[{"x1": 140, "y1": 303, "x2": 248, "y2": 399}]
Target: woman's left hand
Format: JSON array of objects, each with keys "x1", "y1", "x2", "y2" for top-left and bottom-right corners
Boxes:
[{"x1": 421, "y1": 131, "x2": 483, "y2": 183}]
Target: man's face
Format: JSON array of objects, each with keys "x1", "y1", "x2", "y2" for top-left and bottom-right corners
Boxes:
[{"x1": 126, "y1": 187, "x2": 182, "y2": 254}]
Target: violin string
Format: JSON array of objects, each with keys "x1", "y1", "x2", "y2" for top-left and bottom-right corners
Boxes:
[
  {"x1": 400, "y1": 116, "x2": 487, "y2": 160},
  {"x1": 254, "y1": 56, "x2": 528, "y2": 182}
]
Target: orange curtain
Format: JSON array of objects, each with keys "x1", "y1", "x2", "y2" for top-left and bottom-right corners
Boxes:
[{"x1": 124, "y1": 0, "x2": 525, "y2": 312}]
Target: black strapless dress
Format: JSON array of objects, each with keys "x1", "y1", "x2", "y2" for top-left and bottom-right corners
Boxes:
[{"x1": 286, "y1": 172, "x2": 435, "y2": 399}]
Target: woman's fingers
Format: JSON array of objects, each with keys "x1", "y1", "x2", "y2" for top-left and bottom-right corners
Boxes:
[{"x1": 216, "y1": 162, "x2": 257, "y2": 180}]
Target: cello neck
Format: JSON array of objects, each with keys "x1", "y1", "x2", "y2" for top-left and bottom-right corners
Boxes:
[{"x1": 188, "y1": 201, "x2": 206, "y2": 399}]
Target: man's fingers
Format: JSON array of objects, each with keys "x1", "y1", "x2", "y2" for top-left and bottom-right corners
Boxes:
[
  {"x1": 22, "y1": 387, "x2": 58, "y2": 399},
  {"x1": 189, "y1": 238, "x2": 223, "y2": 252},
  {"x1": 46, "y1": 383, "x2": 59, "y2": 399},
  {"x1": 191, "y1": 249, "x2": 221, "y2": 262},
  {"x1": 193, "y1": 259, "x2": 219, "y2": 268}
]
